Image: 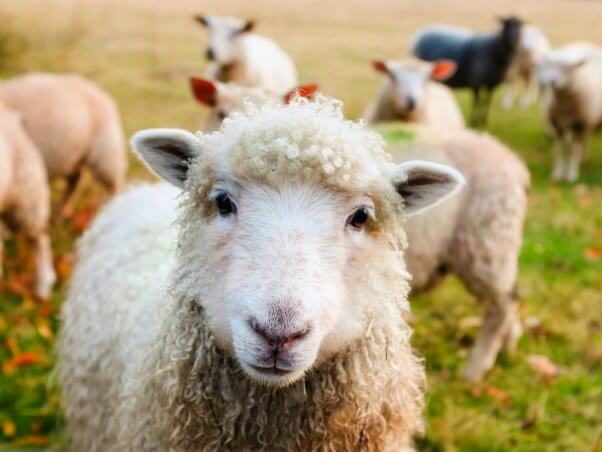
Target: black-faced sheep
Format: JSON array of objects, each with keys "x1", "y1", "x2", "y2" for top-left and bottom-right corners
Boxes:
[
  {"x1": 412, "y1": 17, "x2": 523, "y2": 126},
  {"x1": 59, "y1": 98, "x2": 466, "y2": 451}
]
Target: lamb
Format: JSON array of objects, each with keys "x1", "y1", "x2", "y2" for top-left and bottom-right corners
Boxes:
[
  {"x1": 502, "y1": 25, "x2": 551, "y2": 109},
  {"x1": 390, "y1": 127, "x2": 530, "y2": 381},
  {"x1": 0, "y1": 73, "x2": 126, "y2": 215},
  {"x1": 194, "y1": 15, "x2": 298, "y2": 95},
  {"x1": 59, "y1": 97, "x2": 466, "y2": 451},
  {"x1": 0, "y1": 104, "x2": 55, "y2": 298},
  {"x1": 536, "y1": 44, "x2": 602, "y2": 181},
  {"x1": 363, "y1": 58, "x2": 465, "y2": 129},
  {"x1": 189, "y1": 76, "x2": 318, "y2": 130},
  {"x1": 412, "y1": 17, "x2": 523, "y2": 126}
]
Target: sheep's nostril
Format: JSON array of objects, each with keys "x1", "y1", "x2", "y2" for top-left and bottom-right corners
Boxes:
[
  {"x1": 249, "y1": 318, "x2": 311, "y2": 351},
  {"x1": 406, "y1": 97, "x2": 416, "y2": 111},
  {"x1": 205, "y1": 48, "x2": 215, "y2": 61}
]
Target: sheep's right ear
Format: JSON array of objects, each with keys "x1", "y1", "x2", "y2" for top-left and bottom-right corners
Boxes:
[
  {"x1": 190, "y1": 77, "x2": 218, "y2": 106},
  {"x1": 131, "y1": 129, "x2": 202, "y2": 189},
  {"x1": 392, "y1": 160, "x2": 465, "y2": 216},
  {"x1": 194, "y1": 15, "x2": 210, "y2": 26}
]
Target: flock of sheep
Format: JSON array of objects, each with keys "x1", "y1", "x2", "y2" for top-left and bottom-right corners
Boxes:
[{"x1": 0, "y1": 10, "x2": 600, "y2": 451}]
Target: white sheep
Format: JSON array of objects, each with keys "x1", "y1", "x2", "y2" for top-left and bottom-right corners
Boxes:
[
  {"x1": 536, "y1": 43, "x2": 602, "y2": 181},
  {"x1": 189, "y1": 76, "x2": 318, "y2": 130},
  {"x1": 363, "y1": 59, "x2": 465, "y2": 130},
  {"x1": 0, "y1": 73, "x2": 126, "y2": 215},
  {"x1": 194, "y1": 15, "x2": 298, "y2": 95},
  {"x1": 390, "y1": 127, "x2": 530, "y2": 381},
  {"x1": 59, "y1": 98, "x2": 466, "y2": 451},
  {"x1": 502, "y1": 25, "x2": 551, "y2": 109},
  {"x1": 0, "y1": 105, "x2": 55, "y2": 298}
]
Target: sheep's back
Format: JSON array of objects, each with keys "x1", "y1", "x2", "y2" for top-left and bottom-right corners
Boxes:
[{"x1": 59, "y1": 183, "x2": 179, "y2": 450}]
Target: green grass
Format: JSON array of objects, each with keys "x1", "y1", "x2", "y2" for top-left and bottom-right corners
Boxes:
[{"x1": 0, "y1": 0, "x2": 601, "y2": 450}]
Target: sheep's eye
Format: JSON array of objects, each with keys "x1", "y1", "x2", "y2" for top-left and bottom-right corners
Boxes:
[
  {"x1": 215, "y1": 192, "x2": 236, "y2": 216},
  {"x1": 348, "y1": 207, "x2": 370, "y2": 229},
  {"x1": 217, "y1": 110, "x2": 228, "y2": 121}
]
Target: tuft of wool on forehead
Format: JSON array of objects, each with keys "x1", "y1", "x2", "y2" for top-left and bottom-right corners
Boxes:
[{"x1": 190, "y1": 96, "x2": 394, "y2": 191}]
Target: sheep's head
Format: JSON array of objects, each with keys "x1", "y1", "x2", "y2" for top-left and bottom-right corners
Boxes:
[
  {"x1": 536, "y1": 53, "x2": 588, "y2": 91},
  {"x1": 498, "y1": 15, "x2": 523, "y2": 53},
  {"x1": 194, "y1": 15, "x2": 254, "y2": 64},
  {"x1": 189, "y1": 77, "x2": 319, "y2": 129},
  {"x1": 371, "y1": 59, "x2": 456, "y2": 116},
  {"x1": 132, "y1": 98, "x2": 464, "y2": 386}
]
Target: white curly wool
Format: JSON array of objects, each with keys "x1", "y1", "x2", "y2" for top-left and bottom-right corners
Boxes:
[{"x1": 59, "y1": 98, "x2": 466, "y2": 451}]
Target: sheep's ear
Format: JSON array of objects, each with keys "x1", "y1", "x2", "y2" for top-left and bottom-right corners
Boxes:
[
  {"x1": 283, "y1": 84, "x2": 319, "y2": 104},
  {"x1": 240, "y1": 20, "x2": 254, "y2": 33},
  {"x1": 190, "y1": 77, "x2": 218, "y2": 106},
  {"x1": 392, "y1": 160, "x2": 465, "y2": 216},
  {"x1": 430, "y1": 60, "x2": 457, "y2": 81},
  {"x1": 131, "y1": 129, "x2": 202, "y2": 189},
  {"x1": 372, "y1": 60, "x2": 390, "y2": 75},
  {"x1": 194, "y1": 15, "x2": 210, "y2": 26}
]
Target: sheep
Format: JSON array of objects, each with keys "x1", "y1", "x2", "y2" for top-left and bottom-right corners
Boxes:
[
  {"x1": 194, "y1": 15, "x2": 298, "y2": 95},
  {"x1": 0, "y1": 73, "x2": 126, "y2": 216},
  {"x1": 0, "y1": 104, "x2": 55, "y2": 298},
  {"x1": 189, "y1": 76, "x2": 318, "y2": 130},
  {"x1": 388, "y1": 127, "x2": 529, "y2": 381},
  {"x1": 412, "y1": 16, "x2": 523, "y2": 126},
  {"x1": 536, "y1": 44, "x2": 602, "y2": 181},
  {"x1": 363, "y1": 58, "x2": 465, "y2": 130},
  {"x1": 59, "y1": 97, "x2": 466, "y2": 451},
  {"x1": 502, "y1": 25, "x2": 551, "y2": 109}
]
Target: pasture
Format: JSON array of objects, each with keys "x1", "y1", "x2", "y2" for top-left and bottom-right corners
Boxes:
[{"x1": 0, "y1": 0, "x2": 600, "y2": 449}]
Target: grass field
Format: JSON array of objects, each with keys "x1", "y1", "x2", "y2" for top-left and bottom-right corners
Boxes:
[{"x1": 0, "y1": 0, "x2": 600, "y2": 450}]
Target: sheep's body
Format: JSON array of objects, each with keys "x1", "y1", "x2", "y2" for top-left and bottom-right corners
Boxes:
[
  {"x1": 0, "y1": 105, "x2": 55, "y2": 298},
  {"x1": 57, "y1": 98, "x2": 467, "y2": 451},
  {"x1": 412, "y1": 18, "x2": 522, "y2": 125},
  {"x1": 503, "y1": 25, "x2": 551, "y2": 109},
  {"x1": 364, "y1": 79, "x2": 464, "y2": 129},
  {"x1": 392, "y1": 128, "x2": 529, "y2": 380},
  {"x1": 539, "y1": 46, "x2": 602, "y2": 181},
  {"x1": 206, "y1": 33, "x2": 298, "y2": 95},
  {"x1": 0, "y1": 73, "x2": 126, "y2": 211}
]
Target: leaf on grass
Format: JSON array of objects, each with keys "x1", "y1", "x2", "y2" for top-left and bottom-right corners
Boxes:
[
  {"x1": 584, "y1": 246, "x2": 602, "y2": 262},
  {"x1": 3, "y1": 351, "x2": 46, "y2": 375},
  {"x1": 73, "y1": 210, "x2": 95, "y2": 233},
  {"x1": 14, "y1": 435, "x2": 50, "y2": 446},
  {"x1": 36, "y1": 319, "x2": 53, "y2": 340},
  {"x1": 468, "y1": 383, "x2": 511, "y2": 406},
  {"x1": 55, "y1": 252, "x2": 74, "y2": 281},
  {"x1": 527, "y1": 354, "x2": 559, "y2": 382},
  {"x1": 2, "y1": 420, "x2": 16, "y2": 437}
]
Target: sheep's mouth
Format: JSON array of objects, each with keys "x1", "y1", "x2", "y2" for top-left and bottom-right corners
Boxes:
[{"x1": 249, "y1": 364, "x2": 293, "y2": 376}]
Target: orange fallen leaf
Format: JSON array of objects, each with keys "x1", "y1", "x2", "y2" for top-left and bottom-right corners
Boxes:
[
  {"x1": 2, "y1": 420, "x2": 16, "y2": 437},
  {"x1": 584, "y1": 246, "x2": 602, "y2": 262},
  {"x1": 527, "y1": 354, "x2": 559, "y2": 382},
  {"x1": 55, "y1": 252, "x2": 74, "y2": 281},
  {"x1": 36, "y1": 319, "x2": 53, "y2": 340},
  {"x1": 14, "y1": 435, "x2": 50, "y2": 446},
  {"x1": 485, "y1": 384, "x2": 511, "y2": 406},
  {"x1": 73, "y1": 210, "x2": 95, "y2": 233},
  {"x1": 3, "y1": 351, "x2": 46, "y2": 374}
]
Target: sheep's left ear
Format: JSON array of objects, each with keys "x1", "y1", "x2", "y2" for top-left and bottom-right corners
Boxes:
[
  {"x1": 392, "y1": 160, "x2": 465, "y2": 216},
  {"x1": 430, "y1": 60, "x2": 457, "y2": 81},
  {"x1": 131, "y1": 129, "x2": 203, "y2": 189}
]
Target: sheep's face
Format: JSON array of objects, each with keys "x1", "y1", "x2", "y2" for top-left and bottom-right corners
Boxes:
[
  {"x1": 372, "y1": 59, "x2": 456, "y2": 117},
  {"x1": 132, "y1": 100, "x2": 464, "y2": 386},
  {"x1": 536, "y1": 57, "x2": 585, "y2": 91},
  {"x1": 195, "y1": 15, "x2": 253, "y2": 65},
  {"x1": 498, "y1": 16, "x2": 523, "y2": 53}
]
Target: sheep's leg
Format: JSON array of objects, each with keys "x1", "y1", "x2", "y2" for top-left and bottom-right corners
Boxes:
[
  {"x1": 58, "y1": 168, "x2": 83, "y2": 219},
  {"x1": 502, "y1": 82, "x2": 516, "y2": 110},
  {"x1": 521, "y1": 73, "x2": 537, "y2": 108},
  {"x1": 566, "y1": 134, "x2": 586, "y2": 182},
  {"x1": 31, "y1": 232, "x2": 56, "y2": 299},
  {"x1": 470, "y1": 88, "x2": 481, "y2": 127},
  {"x1": 480, "y1": 89, "x2": 493, "y2": 126},
  {"x1": 552, "y1": 134, "x2": 569, "y2": 182},
  {"x1": 463, "y1": 299, "x2": 517, "y2": 381}
]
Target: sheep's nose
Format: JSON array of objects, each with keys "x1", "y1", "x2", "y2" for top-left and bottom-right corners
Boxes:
[
  {"x1": 406, "y1": 97, "x2": 416, "y2": 111},
  {"x1": 206, "y1": 48, "x2": 215, "y2": 61},
  {"x1": 249, "y1": 318, "x2": 311, "y2": 351}
]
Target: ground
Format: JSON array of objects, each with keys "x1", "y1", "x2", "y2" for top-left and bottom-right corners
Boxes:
[{"x1": 0, "y1": 0, "x2": 600, "y2": 450}]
